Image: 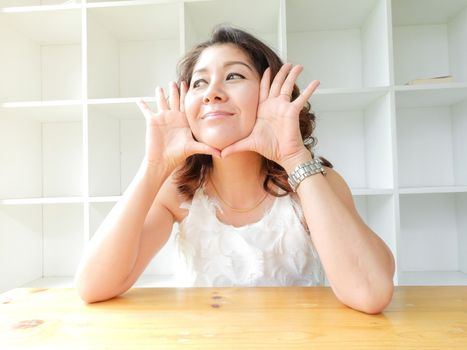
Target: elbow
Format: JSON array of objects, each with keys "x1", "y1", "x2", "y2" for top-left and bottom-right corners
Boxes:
[
  {"x1": 351, "y1": 280, "x2": 394, "y2": 315},
  {"x1": 334, "y1": 278, "x2": 394, "y2": 315},
  {"x1": 74, "y1": 275, "x2": 117, "y2": 304}
]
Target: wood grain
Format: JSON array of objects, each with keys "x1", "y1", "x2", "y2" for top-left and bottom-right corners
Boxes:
[{"x1": 1, "y1": 286, "x2": 466, "y2": 349}]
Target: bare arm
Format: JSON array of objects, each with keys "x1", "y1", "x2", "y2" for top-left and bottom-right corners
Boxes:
[
  {"x1": 75, "y1": 161, "x2": 174, "y2": 303},
  {"x1": 222, "y1": 64, "x2": 395, "y2": 314},
  {"x1": 286, "y1": 155, "x2": 395, "y2": 314},
  {"x1": 75, "y1": 82, "x2": 220, "y2": 303}
]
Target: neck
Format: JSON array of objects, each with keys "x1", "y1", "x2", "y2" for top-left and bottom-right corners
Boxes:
[{"x1": 209, "y1": 152, "x2": 266, "y2": 209}]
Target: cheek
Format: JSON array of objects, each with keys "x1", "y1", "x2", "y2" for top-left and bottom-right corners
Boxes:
[{"x1": 184, "y1": 94, "x2": 198, "y2": 126}]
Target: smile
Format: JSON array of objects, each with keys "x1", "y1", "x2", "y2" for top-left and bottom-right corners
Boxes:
[{"x1": 202, "y1": 111, "x2": 235, "y2": 120}]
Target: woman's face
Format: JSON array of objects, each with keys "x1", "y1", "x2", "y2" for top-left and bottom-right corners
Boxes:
[{"x1": 184, "y1": 44, "x2": 261, "y2": 150}]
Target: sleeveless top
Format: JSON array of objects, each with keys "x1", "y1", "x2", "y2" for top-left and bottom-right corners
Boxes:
[{"x1": 173, "y1": 187, "x2": 325, "y2": 287}]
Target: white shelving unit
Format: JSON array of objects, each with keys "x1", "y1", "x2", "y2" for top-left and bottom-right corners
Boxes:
[{"x1": 1, "y1": 0, "x2": 467, "y2": 293}]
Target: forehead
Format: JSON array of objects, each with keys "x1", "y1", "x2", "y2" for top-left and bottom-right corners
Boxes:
[{"x1": 193, "y1": 43, "x2": 253, "y2": 71}]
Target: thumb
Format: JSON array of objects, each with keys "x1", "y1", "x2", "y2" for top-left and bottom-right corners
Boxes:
[
  {"x1": 221, "y1": 138, "x2": 254, "y2": 158},
  {"x1": 187, "y1": 141, "x2": 221, "y2": 159}
]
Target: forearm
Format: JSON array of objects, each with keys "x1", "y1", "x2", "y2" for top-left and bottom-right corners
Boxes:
[
  {"x1": 75, "y1": 159, "x2": 171, "y2": 297},
  {"x1": 297, "y1": 173, "x2": 395, "y2": 313}
]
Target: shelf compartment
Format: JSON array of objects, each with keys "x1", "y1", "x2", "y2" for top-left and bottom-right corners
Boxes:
[
  {"x1": 86, "y1": 2, "x2": 181, "y2": 99},
  {"x1": 183, "y1": 0, "x2": 281, "y2": 54},
  {"x1": 89, "y1": 202, "x2": 178, "y2": 277},
  {"x1": 88, "y1": 102, "x2": 148, "y2": 196},
  {"x1": 313, "y1": 90, "x2": 394, "y2": 190},
  {"x1": 392, "y1": 0, "x2": 467, "y2": 85},
  {"x1": 0, "y1": 6, "x2": 82, "y2": 103},
  {"x1": 0, "y1": 105, "x2": 83, "y2": 200},
  {"x1": 396, "y1": 87, "x2": 467, "y2": 188},
  {"x1": 0, "y1": 203, "x2": 84, "y2": 293},
  {"x1": 286, "y1": 0, "x2": 390, "y2": 89},
  {"x1": 399, "y1": 193, "x2": 467, "y2": 286}
]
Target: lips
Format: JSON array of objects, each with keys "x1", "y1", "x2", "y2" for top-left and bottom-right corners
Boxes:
[{"x1": 202, "y1": 110, "x2": 235, "y2": 120}]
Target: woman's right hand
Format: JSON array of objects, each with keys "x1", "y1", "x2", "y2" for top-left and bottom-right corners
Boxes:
[{"x1": 137, "y1": 81, "x2": 221, "y2": 171}]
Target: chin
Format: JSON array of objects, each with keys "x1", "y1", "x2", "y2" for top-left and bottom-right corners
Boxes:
[
  {"x1": 205, "y1": 139, "x2": 234, "y2": 151},
  {"x1": 198, "y1": 132, "x2": 240, "y2": 151}
]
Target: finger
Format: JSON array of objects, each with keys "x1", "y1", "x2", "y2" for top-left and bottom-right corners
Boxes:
[
  {"x1": 188, "y1": 141, "x2": 221, "y2": 158},
  {"x1": 179, "y1": 81, "x2": 187, "y2": 113},
  {"x1": 280, "y1": 64, "x2": 303, "y2": 98},
  {"x1": 259, "y1": 67, "x2": 271, "y2": 103},
  {"x1": 136, "y1": 99, "x2": 153, "y2": 121},
  {"x1": 156, "y1": 86, "x2": 169, "y2": 111},
  {"x1": 168, "y1": 81, "x2": 179, "y2": 111},
  {"x1": 221, "y1": 138, "x2": 254, "y2": 158},
  {"x1": 269, "y1": 63, "x2": 293, "y2": 97},
  {"x1": 294, "y1": 80, "x2": 320, "y2": 108}
]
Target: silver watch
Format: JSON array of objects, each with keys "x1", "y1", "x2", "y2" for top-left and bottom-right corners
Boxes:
[{"x1": 288, "y1": 158, "x2": 326, "y2": 192}]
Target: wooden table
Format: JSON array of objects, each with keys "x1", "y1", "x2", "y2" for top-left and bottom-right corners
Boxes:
[{"x1": 0, "y1": 286, "x2": 466, "y2": 349}]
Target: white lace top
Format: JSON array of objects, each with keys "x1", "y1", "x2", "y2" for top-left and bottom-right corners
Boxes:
[{"x1": 173, "y1": 187, "x2": 325, "y2": 287}]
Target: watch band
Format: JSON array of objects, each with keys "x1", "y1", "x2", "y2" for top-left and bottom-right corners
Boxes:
[{"x1": 287, "y1": 158, "x2": 326, "y2": 192}]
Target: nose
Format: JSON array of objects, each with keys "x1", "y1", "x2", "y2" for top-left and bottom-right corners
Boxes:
[{"x1": 202, "y1": 81, "x2": 227, "y2": 104}]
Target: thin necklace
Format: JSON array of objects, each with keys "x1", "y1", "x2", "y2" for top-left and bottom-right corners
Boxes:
[{"x1": 210, "y1": 179, "x2": 268, "y2": 213}]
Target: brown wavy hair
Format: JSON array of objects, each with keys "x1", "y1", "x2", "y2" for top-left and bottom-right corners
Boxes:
[{"x1": 174, "y1": 25, "x2": 332, "y2": 199}]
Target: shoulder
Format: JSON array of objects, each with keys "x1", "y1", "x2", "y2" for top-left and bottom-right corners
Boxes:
[{"x1": 155, "y1": 169, "x2": 191, "y2": 223}]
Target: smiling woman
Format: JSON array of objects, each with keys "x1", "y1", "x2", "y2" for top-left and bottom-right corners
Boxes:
[
  {"x1": 75, "y1": 25, "x2": 395, "y2": 315},
  {"x1": 184, "y1": 44, "x2": 261, "y2": 151}
]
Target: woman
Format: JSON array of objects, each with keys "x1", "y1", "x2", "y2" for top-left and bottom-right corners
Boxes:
[{"x1": 76, "y1": 25, "x2": 395, "y2": 314}]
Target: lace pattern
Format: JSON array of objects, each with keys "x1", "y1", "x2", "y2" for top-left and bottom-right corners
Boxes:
[{"x1": 173, "y1": 187, "x2": 325, "y2": 287}]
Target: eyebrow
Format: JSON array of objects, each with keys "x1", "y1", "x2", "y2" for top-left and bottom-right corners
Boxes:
[{"x1": 192, "y1": 61, "x2": 254, "y2": 75}]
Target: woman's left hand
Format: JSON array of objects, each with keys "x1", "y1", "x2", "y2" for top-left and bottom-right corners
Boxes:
[{"x1": 221, "y1": 63, "x2": 320, "y2": 171}]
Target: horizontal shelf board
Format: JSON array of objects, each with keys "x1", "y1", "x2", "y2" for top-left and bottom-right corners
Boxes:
[
  {"x1": 399, "y1": 186, "x2": 467, "y2": 195},
  {"x1": 87, "y1": 97, "x2": 155, "y2": 105},
  {"x1": 85, "y1": 0, "x2": 178, "y2": 9},
  {"x1": 351, "y1": 188, "x2": 394, "y2": 196},
  {"x1": 19, "y1": 274, "x2": 177, "y2": 290},
  {"x1": 396, "y1": 83, "x2": 467, "y2": 106},
  {"x1": 89, "y1": 196, "x2": 120, "y2": 203},
  {"x1": 392, "y1": 0, "x2": 467, "y2": 26},
  {"x1": 20, "y1": 277, "x2": 75, "y2": 289},
  {"x1": 1, "y1": 3, "x2": 81, "y2": 13},
  {"x1": 396, "y1": 85, "x2": 467, "y2": 108},
  {"x1": 398, "y1": 271, "x2": 467, "y2": 286},
  {"x1": 0, "y1": 197, "x2": 85, "y2": 205},
  {"x1": 88, "y1": 101, "x2": 147, "y2": 119},
  {"x1": 312, "y1": 87, "x2": 389, "y2": 111},
  {"x1": 2, "y1": 100, "x2": 83, "y2": 108}
]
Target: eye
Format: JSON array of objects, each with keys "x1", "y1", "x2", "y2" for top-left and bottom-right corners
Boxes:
[
  {"x1": 226, "y1": 73, "x2": 245, "y2": 80},
  {"x1": 192, "y1": 78, "x2": 207, "y2": 89}
]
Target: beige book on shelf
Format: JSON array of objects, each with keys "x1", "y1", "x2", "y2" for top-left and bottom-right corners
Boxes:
[{"x1": 405, "y1": 75, "x2": 454, "y2": 85}]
